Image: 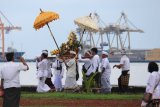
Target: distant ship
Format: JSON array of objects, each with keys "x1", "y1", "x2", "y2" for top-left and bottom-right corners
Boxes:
[
  {"x1": 99, "y1": 49, "x2": 152, "y2": 62},
  {"x1": 0, "y1": 10, "x2": 23, "y2": 62},
  {"x1": 0, "y1": 47, "x2": 25, "y2": 62}
]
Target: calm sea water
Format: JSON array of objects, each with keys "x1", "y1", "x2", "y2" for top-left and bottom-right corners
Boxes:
[{"x1": 1, "y1": 62, "x2": 160, "y2": 87}]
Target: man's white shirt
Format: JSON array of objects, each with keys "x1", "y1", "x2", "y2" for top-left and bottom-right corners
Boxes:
[
  {"x1": 37, "y1": 59, "x2": 52, "y2": 78},
  {"x1": 66, "y1": 58, "x2": 76, "y2": 77},
  {"x1": 0, "y1": 62, "x2": 27, "y2": 89},
  {"x1": 120, "y1": 55, "x2": 130, "y2": 71},
  {"x1": 101, "y1": 57, "x2": 111, "y2": 78},
  {"x1": 52, "y1": 59, "x2": 64, "y2": 76},
  {"x1": 86, "y1": 54, "x2": 100, "y2": 76},
  {"x1": 78, "y1": 58, "x2": 91, "y2": 70}
]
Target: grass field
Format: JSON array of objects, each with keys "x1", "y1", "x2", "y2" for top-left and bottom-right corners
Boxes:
[{"x1": 21, "y1": 92, "x2": 143, "y2": 100}]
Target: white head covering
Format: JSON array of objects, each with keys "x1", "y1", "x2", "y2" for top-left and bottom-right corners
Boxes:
[
  {"x1": 70, "y1": 51, "x2": 76, "y2": 55},
  {"x1": 102, "y1": 51, "x2": 108, "y2": 55},
  {"x1": 42, "y1": 50, "x2": 48, "y2": 55}
]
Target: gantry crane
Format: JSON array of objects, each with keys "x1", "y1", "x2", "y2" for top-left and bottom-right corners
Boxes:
[
  {"x1": 75, "y1": 12, "x2": 144, "y2": 54},
  {"x1": 100, "y1": 12, "x2": 144, "y2": 52},
  {"x1": 0, "y1": 10, "x2": 21, "y2": 59}
]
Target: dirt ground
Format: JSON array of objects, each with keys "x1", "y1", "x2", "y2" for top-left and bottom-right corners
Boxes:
[{"x1": 0, "y1": 98, "x2": 141, "y2": 107}]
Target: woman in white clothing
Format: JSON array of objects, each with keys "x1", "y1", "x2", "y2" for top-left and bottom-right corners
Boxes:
[
  {"x1": 141, "y1": 62, "x2": 160, "y2": 107},
  {"x1": 52, "y1": 56, "x2": 64, "y2": 92}
]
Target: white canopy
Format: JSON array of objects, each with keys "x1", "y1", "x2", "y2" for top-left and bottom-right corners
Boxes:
[{"x1": 74, "y1": 16, "x2": 99, "y2": 33}]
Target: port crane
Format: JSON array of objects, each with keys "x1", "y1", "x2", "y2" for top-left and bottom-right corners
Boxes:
[
  {"x1": 0, "y1": 10, "x2": 21, "y2": 59},
  {"x1": 100, "y1": 12, "x2": 144, "y2": 53},
  {"x1": 75, "y1": 12, "x2": 144, "y2": 54}
]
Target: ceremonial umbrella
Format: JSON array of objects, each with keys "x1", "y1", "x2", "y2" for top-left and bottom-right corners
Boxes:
[
  {"x1": 74, "y1": 15, "x2": 99, "y2": 43},
  {"x1": 33, "y1": 9, "x2": 68, "y2": 67},
  {"x1": 74, "y1": 16, "x2": 99, "y2": 33},
  {"x1": 33, "y1": 9, "x2": 60, "y2": 51}
]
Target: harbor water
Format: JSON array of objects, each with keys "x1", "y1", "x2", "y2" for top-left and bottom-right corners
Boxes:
[{"x1": 1, "y1": 62, "x2": 160, "y2": 87}]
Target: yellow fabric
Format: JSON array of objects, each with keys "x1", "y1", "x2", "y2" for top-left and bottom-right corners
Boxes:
[
  {"x1": 51, "y1": 49, "x2": 59, "y2": 55},
  {"x1": 34, "y1": 11, "x2": 59, "y2": 30}
]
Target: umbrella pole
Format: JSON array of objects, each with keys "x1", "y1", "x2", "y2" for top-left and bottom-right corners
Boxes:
[
  {"x1": 46, "y1": 23, "x2": 60, "y2": 51},
  {"x1": 78, "y1": 29, "x2": 85, "y2": 53},
  {"x1": 79, "y1": 13, "x2": 91, "y2": 43},
  {"x1": 79, "y1": 29, "x2": 85, "y2": 45},
  {"x1": 46, "y1": 23, "x2": 68, "y2": 67}
]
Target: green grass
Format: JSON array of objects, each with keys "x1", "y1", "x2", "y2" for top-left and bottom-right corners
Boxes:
[{"x1": 21, "y1": 92, "x2": 143, "y2": 100}]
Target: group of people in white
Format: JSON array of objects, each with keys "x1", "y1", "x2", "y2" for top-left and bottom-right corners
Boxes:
[
  {"x1": 0, "y1": 47, "x2": 159, "y2": 107},
  {"x1": 36, "y1": 50, "x2": 79, "y2": 92},
  {"x1": 35, "y1": 48, "x2": 160, "y2": 106},
  {"x1": 35, "y1": 48, "x2": 112, "y2": 93}
]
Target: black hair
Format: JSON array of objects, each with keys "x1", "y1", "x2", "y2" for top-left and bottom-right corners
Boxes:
[
  {"x1": 41, "y1": 53, "x2": 48, "y2": 58},
  {"x1": 41, "y1": 50, "x2": 48, "y2": 58},
  {"x1": 6, "y1": 52, "x2": 14, "y2": 61},
  {"x1": 148, "y1": 62, "x2": 159, "y2": 73},
  {"x1": 91, "y1": 47, "x2": 98, "y2": 54}
]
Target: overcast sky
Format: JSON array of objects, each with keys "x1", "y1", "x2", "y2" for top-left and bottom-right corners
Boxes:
[{"x1": 0, "y1": 0, "x2": 160, "y2": 58}]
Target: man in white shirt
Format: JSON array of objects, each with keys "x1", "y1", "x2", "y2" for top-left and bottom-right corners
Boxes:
[
  {"x1": 64, "y1": 51, "x2": 78, "y2": 89},
  {"x1": 0, "y1": 52, "x2": 29, "y2": 107},
  {"x1": 78, "y1": 50, "x2": 91, "y2": 73},
  {"x1": 36, "y1": 50, "x2": 54, "y2": 92},
  {"x1": 101, "y1": 51, "x2": 112, "y2": 93},
  {"x1": 86, "y1": 48, "x2": 100, "y2": 76},
  {"x1": 86, "y1": 48, "x2": 100, "y2": 87},
  {"x1": 113, "y1": 49, "x2": 130, "y2": 92},
  {"x1": 43, "y1": 50, "x2": 55, "y2": 89}
]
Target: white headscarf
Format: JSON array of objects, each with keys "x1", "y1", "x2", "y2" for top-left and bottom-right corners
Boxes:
[
  {"x1": 102, "y1": 51, "x2": 108, "y2": 55},
  {"x1": 42, "y1": 50, "x2": 48, "y2": 55}
]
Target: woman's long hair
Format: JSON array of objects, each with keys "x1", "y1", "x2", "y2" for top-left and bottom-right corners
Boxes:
[{"x1": 148, "y1": 62, "x2": 159, "y2": 73}]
